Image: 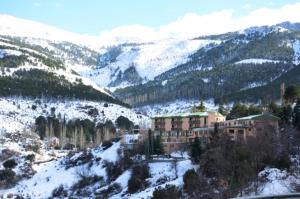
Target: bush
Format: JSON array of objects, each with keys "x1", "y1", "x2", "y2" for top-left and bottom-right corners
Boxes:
[
  {"x1": 102, "y1": 140, "x2": 113, "y2": 150},
  {"x1": 72, "y1": 175, "x2": 103, "y2": 189},
  {"x1": 66, "y1": 150, "x2": 93, "y2": 169},
  {"x1": 105, "y1": 150, "x2": 133, "y2": 182},
  {"x1": 115, "y1": 116, "x2": 134, "y2": 130},
  {"x1": 152, "y1": 185, "x2": 181, "y2": 199},
  {"x1": 97, "y1": 183, "x2": 122, "y2": 198},
  {"x1": 87, "y1": 108, "x2": 99, "y2": 117},
  {"x1": 127, "y1": 164, "x2": 150, "y2": 194},
  {"x1": 183, "y1": 170, "x2": 215, "y2": 198},
  {"x1": 26, "y1": 144, "x2": 40, "y2": 153},
  {"x1": 3, "y1": 159, "x2": 17, "y2": 169},
  {"x1": 31, "y1": 104, "x2": 37, "y2": 110},
  {"x1": 0, "y1": 169, "x2": 16, "y2": 183},
  {"x1": 25, "y1": 154, "x2": 35, "y2": 162},
  {"x1": 52, "y1": 184, "x2": 68, "y2": 198},
  {"x1": 128, "y1": 175, "x2": 142, "y2": 194},
  {"x1": 183, "y1": 170, "x2": 199, "y2": 195}
]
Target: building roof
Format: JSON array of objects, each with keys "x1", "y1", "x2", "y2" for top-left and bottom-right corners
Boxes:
[
  {"x1": 152, "y1": 111, "x2": 210, "y2": 119},
  {"x1": 236, "y1": 113, "x2": 280, "y2": 121}
]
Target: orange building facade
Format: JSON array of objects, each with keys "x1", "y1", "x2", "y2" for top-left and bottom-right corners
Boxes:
[{"x1": 151, "y1": 111, "x2": 225, "y2": 153}]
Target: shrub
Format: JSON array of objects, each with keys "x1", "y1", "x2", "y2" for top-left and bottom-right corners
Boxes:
[
  {"x1": 127, "y1": 164, "x2": 150, "y2": 194},
  {"x1": 31, "y1": 104, "x2": 37, "y2": 110},
  {"x1": 102, "y1": 140, "x2": 113, "y2": 150},
  {"x1": 183, "y1": 170, "x2": 199, "y2": 195},
  {"x1": 0, "y1": 169, "x2": 16, "y2": 183},
  {"x1": 152, "y1": 185, "x2": 181, "y2": 199},
  {"x1": 72, "y1": 175, "x2": 103, "y2": 189},
  {"x1": 97, "y1": 183, "x2": 122, "y2": 198},
  {"x1": 87, "y1": 108, "x2": 99, "y2": 117},
  {"x1": 50, "y1": 107, "x2": 56, "y2": 115},
  {"x1": 52, "y1": 184, "x2": 68, "y2": 198},
  {"x1": 25, "y1": 154, "x2": 35, "y2": 162},
  {"x1": 115, "y1": 116, "x2": 134, "y2": 130},
  {"x1": 3, "y1": 159, "x2": 17, "y2": 169},
  {"x1": 26, "y1": 144, "x2": 40, "y2": 153},
  {"x1": 183, "y1": 170, "x2": 215, "y2": 198},
  {"x1": 66, "y1": 150, "x2": 93, "y2": 169},
  {"x1": 105, "y1": 150, "x2": 133, "y2": 182},
  {"x1": 128, "y1": 175, "x2": 142, "y2": 194}
]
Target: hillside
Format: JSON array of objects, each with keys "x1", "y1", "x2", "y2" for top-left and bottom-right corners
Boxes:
[
  {"x1": 0, "y1": 35, "x2": 131, "y2": 106},
  {"x1": 2, "y1": 15, "x2": 300, "y2": 108},
  {"x1": 114, "y1": 22, "x2": 300, "y2": 106}
]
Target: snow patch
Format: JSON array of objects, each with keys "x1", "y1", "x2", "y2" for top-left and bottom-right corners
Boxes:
[
  {"x1": 293, "y1": 40, "x2": 300, "y2": 65},
  {"x1": 235, "y1": 59, "x2": 282, "y2": 65},
  {"x1": 0, "y1": 49, "x2": 22, "y2": 58}
]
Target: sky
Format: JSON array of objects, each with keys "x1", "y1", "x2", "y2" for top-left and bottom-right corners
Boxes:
[{"x1": 1, "y1": 0, "x2": 300, "y2": 43}]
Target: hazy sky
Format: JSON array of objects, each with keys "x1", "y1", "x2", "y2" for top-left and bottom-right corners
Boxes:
[{"x1": 0, "y1": 0, "x2": 299, "y2": 36}]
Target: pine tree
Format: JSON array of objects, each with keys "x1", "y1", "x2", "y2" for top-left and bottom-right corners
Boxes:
[
  {"x1": 281, "y1": 105, "x2": 293, "y2": 125},
  {"x1": 192, "y1": 101, "x2": 206, "y2": 112},
  {"x1": 153, "y1": 135, "x2": 164, "y2": 155},
  {"x1": 191, "y1": 137, "x2": 202, "y2": 163},
  {"x1": 79, "y1": 126, "x2": 85, "y2": 149},
  {"x1": 284, "y1": 85, "x2": 300, "y2": 104},
  {"x1": 218, "y1": 104, "x2": 225, "y2": 115},
  {"x1": 293, "y1": 99, "x2": 300, "y2": 129}
]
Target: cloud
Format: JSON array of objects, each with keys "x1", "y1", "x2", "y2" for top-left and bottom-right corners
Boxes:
[{"x1": 98, "y1": 2, "x2": 300, "y2": 45}]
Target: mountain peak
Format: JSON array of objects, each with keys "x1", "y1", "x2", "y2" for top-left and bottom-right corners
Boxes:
[{"x1": 0, "y1": 14, "x2": 100, "y2": 49}]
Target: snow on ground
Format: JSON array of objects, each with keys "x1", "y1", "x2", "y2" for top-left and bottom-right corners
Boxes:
[
  {"x1": 240, "y1": 82, "x2": 268, "y2": 91},
  {"x1": 0, "y1": 97, "x2": 150, "y2": 135},
  {"x1": 3, "y1": 159, "x2": 78, "y2": 198},
  {"x1": 1, "y1": 141, "x2": 197, "y2": 199},
  {"x1": 293, "y1": 40, "x2": 300, "y2": 65},
  {"x1": 202, "y1": 78, "x2": 210, "y2": 83},
  {"x1": 0, "y1": 141, "x2": 121, "y2": 198},
  {"x1": 235, "y1": 59, "x2": 282, "y2": 65},
  {"x1": 135, "y1": 99, "x2": 218, "y2": 117},
  {"x1": 257, "y1": 168, "x2": 298, "y2": 195},
  {"x1": 0, "y1": 49, "x2": 22, "y2": 58},
  {"x1": 244, "y1": 167, "x2": 300, "y2": 197},
  {"x1": 121, "y1": 160, "x2": 197, "y2": 199}
]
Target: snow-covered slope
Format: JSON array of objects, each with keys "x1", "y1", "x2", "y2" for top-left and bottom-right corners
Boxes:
[
  {"x1": 0, "y1": 140, "x2": 196, "y2": 199},
  {"x1": 86, "y1": 39, "x2": 220, "y2": 87},
  {"x1": 0, "y1": 97, "x2": 149, "y2": 135},
  {"x1": 0, "y1": 14, "x2": 100, "y2": 50}
]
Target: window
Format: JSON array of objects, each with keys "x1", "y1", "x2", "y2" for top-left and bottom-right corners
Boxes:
[
  {"x1": 204, "y1": 117, "x2": 207, "y2": 125},
  {"x1": 238, "y1": 130, "x2": 244, "y2": 134},
  {"x1": 229, "y1": 129, "x2": 234, "y2": 134}
]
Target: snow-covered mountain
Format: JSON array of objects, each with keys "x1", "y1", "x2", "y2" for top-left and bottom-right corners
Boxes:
[
  {"x1": 2, "y1": 14, "x2": 300, "y2": 108},
  {"x1": 0, "y1": 14, "x2": 100, "y2": 50},
  {"x1": 88, "y1": 39, "x2": 220, "y2": 89},
  {"x1": 114, "y1": 22, "x2": 300, "y2": 106}
]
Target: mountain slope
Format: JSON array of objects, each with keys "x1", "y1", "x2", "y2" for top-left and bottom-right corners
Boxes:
[
  {"x1": 114, "y1": 22, "x2": 300, "y2": 106},
  {"x1": 90, "y1": 39, "x2": 220, "y2": 88},
  {"x1": 0, "y1": 35, "x2": 130, "y2": 106}
]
